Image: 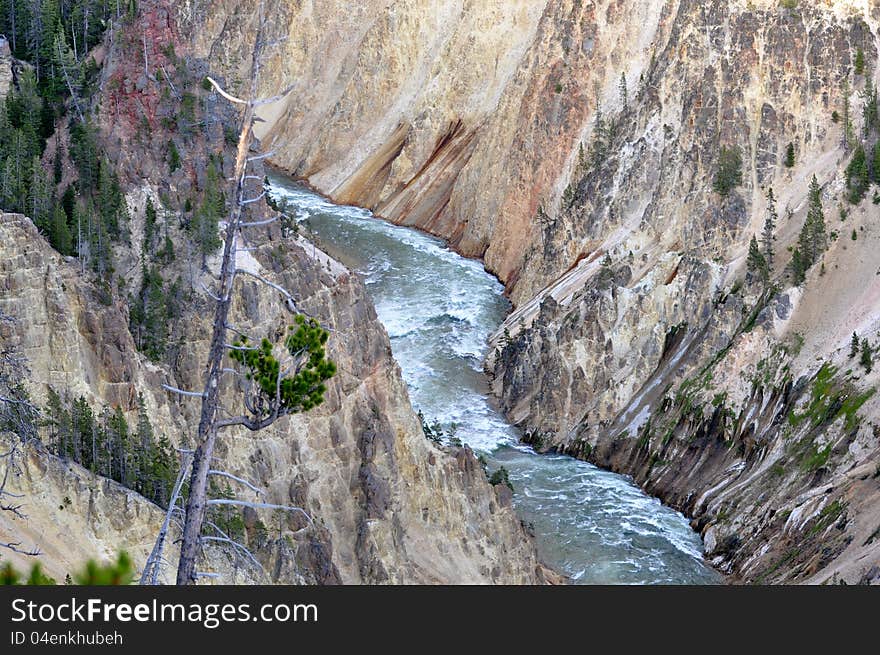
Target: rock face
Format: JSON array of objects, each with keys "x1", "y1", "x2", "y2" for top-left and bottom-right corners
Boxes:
[
  {"x1": 182, "y1": 0, "x2": 880, "y2": 583},
  {"x1": 0, "y1": 0, "x2": 545, "y2": 583},
  {"x1": 0, "y1": 206, "x2": 544, "y2": 583},
  {"x1": 0, "y1": 35, "x2": 13, "y2": 101}
]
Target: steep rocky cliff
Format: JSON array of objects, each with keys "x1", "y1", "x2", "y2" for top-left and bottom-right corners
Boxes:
[
  {"x1": 183, "y1": 0, "x2": 880, "y2": 583},
  {"x1": 0, "y1": 209, "x2": 544, "y2": 583},
  {"x1": 0, "y1": 1, "x2": 546, "y2": 584}
]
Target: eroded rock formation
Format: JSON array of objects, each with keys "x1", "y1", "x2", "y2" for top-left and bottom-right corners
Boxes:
[
  {"x1": 0, "y1": 0, "x2": 545, "y2": 584},
  {"x1": 184, "y1": 0, "x2": 880, "y2": 583}
]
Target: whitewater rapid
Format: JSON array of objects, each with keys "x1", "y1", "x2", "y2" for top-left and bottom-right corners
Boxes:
[{"x1": 268, "y1": 175, "x2": 719, "y2": 585}]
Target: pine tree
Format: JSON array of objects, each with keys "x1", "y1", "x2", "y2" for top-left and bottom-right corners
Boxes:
[
  {"x1": 861, "y1": 338, "x2": 873, "y2": 373},
  {"x1": 589, "y1": 107, "x2": 609, "y2": 166},
  {"x1": 161, "y1": 234, "x2": 175, "y2": 264},
  {"x1": 82, "y1": 198, "x2": 112, "y2": 277},
  {"x1": 49, "y1": 202, "x2": 72, "y2": 254},
  {"x1": 104, "y1": 406, "x2": 130, "y2": 486},
  {"x1": 130, "y1": 265, "x2": 169, "y2": 361},
  {"x1": 863, "y1": 79, "x2": 878, "y2": 135},
  {"x1": 70, "y1": 394, "x2": 95, "y2": 467},
  {"x1": 784, "y1": 141, "x2": 795, "y2": 168},
  {"x1": 68, "y1": 118, "x2": 99, "y2": 192},
  {"x1": 168, "y1": 140, "x2": 180, "y2": 173},
  {"x1": 143, "y1": 197, "x2": 157, "y2": 256},
  {"x1": 713, "y1": 145, "x2": 743, "y2": 197},
  {"x1": 577, "y1": 142, "x2": 587, "y2": 174},
  {"x1": 97, "y1": 159, "x2": 127, "y2": 240},
  {"x1": 619, "y1": 72, "x2": 628, "y2": 110},
  {"x1": 189, "y1": 160, "x2": 223, "y2": 264},
  {"x1": 43, "y1": 389, "x2": 177, "y2": 508},
  {"x1": 842, "y1": 78, "x2": 854, "y2": 150},
  {"x1": 804, "y1": 175, "x2": 826, "y2": 264},
  {"x1": 792, "y1": 247, "x2": 806, "y2": 286},
  {"x1": 150, "y1": 432, "x2": 175, "y2": 507},
  {"x1": 37, "y1": 1, "x2": 62, "y2": 80},
  {"x1": 845, "y1": 144, "x2": 869, "y2": 204},
  {"x1": 873, "y1": 141, "x2": 880, "y2": 185},
  {"x1": 855, "y1": 48, "x2": 866, "y2": 76},
  {"x1": 28, "y1": 154, "x2": 51, "y2": 231},
  {"x1": 762, "y1": 187, "x2": 777, "y2": 268},
  {"x1": 50, "y1": 20, "x2": 82, "y2": 118},
  {"x1": 851, "y1": 332, "x2": 860, "y2": 358},
  {"x1": 747, "y1": 235, "x2": 769, "y2": 284},
  {"x1": 44, "y1": 386, "x2": 72, "y2": 458}
]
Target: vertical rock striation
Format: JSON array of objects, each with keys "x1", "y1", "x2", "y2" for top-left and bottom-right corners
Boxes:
[{"x1": 181, "y1": 0, "x2": 880, "y2": 583}]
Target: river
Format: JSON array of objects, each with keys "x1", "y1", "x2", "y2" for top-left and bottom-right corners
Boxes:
[{"x1": 268, "y1": 175, "x2": 720, "y2": 585}]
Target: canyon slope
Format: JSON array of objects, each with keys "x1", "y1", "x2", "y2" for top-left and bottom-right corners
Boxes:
[
  {"x1": 189, "y1": 0, "x2": 880, "y2": 584},
  {"x1": 0, "y1": 2, "x2": 545, "y2": 584}
]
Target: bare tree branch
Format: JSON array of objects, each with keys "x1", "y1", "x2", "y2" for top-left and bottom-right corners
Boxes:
[
  {"x1": 239, "y1": 190, "x2": 267, "y2": 205},
  {"x1": 207, "y1": 470, "x2": 264, "y2": 497},
  {"x1": 205, "y1": 499, "x2": 312, "y2": 524},
  {"x1": 204, "y1": 76, "x2": 247, "y2": 105},
  {"x1": 200, "y1": 281, "x2": 225, "y2": 303},
  {"x1": 233, "y1": 269, "x2": 298, "y2": 312},
  {"x1": 239, "y1": 216, "x2": 279, "y2": 228},
  {"x1": 0, "y1": 541, "x2": 41, "y2": 556},
  {"x1": 140, "y1": 451, "x2": 193, "y2": 585},
  {"x1": 251, "y1": 84, "x2": 297, "y2": 107},
  {"x1": 246, "y1": 150, "x2": 276, "y2": 163},
  {"x1": 162, "y1": 384, "x2": 206, "y2": 398}
]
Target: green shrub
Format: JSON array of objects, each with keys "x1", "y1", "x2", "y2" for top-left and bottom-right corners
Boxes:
[
  {"x1": 488, "y1": 466, "x2": 514, "y2": 491},
  {"x1": 1, "y1": 552, "x2": 134, "y2": 586},
  {"x1": 713, "y1": 145, "x2": 743, "y2": 197}
]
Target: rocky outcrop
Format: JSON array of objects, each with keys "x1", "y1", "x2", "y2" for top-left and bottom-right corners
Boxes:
[
  {"x1": 0, "y1": 432, "x2": 265, "y2": 584},
  {"x1": 0, "y1": 204, "x2": 544, "y2": 583},
  {"x1": 484, "y1": 1, "x2": 880, "y2": 583},
  {"x1": 0, "y1": 36, "x2": 11, "y2": 100},
  {"x1": 176, "y1": 0, "x2": 880, "y2": 583}
]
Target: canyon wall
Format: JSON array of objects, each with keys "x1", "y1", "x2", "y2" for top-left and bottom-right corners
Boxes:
[
  {"x1": 0, "y1": 209, "x2": 544, "y2": 583},
  {"x1": 0, "y1": 0, "x2": 545, "y2": 584},
  {"x1": 183, "y1": 0, "x2": 880, "y2": 583}
]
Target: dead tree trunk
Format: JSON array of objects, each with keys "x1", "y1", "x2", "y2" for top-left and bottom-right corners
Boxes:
[
  {"x1": 175, "y1": 97, "x2": 256, "y2": 585},
  {"x1": 138, "y1": 1, "x2": 316, "y2": 585}
]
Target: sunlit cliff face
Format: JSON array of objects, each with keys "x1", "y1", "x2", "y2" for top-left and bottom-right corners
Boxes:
[{"x1": 177, "y1": 0, "x2": 880, "y2": 583}]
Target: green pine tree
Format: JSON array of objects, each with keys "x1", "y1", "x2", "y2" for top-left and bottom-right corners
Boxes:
[
  {"x1": 130, "y1": 266, "x2": 169, "y2": 361},
  {"x1": 784, "y1": 141, "x2": 795, "y2": 168},
  {"x1": 189, "y1": 160, "x2": 223, "y2": 264},
  {"x1": 161, "y1": 234, "x2": 175, "y2": 264},
  {"x1": 791, "y1": 247, "x2": 805, "y2": 285},
  {"x1": 168, "y1": 140, "x2": 181, "y2": 173},
  {"x1": 842, "y1": 78, "x2": 854, "y2": 149},
  {"x1": 762, "y1": 187, "x2": 777, "y2": 268},
  {"x1": 863, "y1": 79, "x2": 878, "y2": 135},
  {"x1": 747, "y1": 235, "x2": 768, "y2": 285},
  {"x1": 49, "y1": 202, "x2": 72, "y2": 254},
  {"x1": 872, "y1": 141, "x2": 880, "y2": 185},
  {"x1": 860, "y1": 338, "x2": 873, "y2": 373},
  {"x1": 845, "y1": 144, "x2": 869, "y2": 204},
  {"x1": 713, "y1": 145, "x2": 743, "y2": 197},
  {"x1": 850, "y1": 332, "x2": 860, "y2": 358},
  {"x1": 798, "y1": 175, "x2": 826, "y2": 268},
  {"x1": 143, "y1": 197, "x2": 157, "y2": 256}
]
